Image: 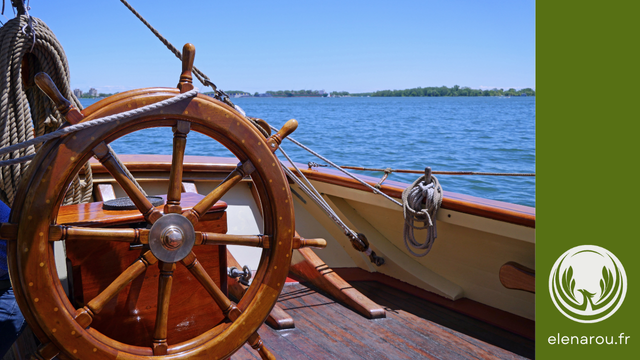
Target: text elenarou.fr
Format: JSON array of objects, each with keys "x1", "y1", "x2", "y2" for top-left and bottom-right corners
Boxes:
[{"x1": 548, "y1": 333, "x2": 630, "y2": 345}]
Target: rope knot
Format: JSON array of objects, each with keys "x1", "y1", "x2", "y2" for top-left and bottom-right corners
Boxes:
[{"x1": 401, "y1": 172, "x2": 443, "y2": 257}]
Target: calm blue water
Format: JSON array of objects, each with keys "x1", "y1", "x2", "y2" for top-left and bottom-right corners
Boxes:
[{"x1": 79, "y1": 97, "x2": 535, "y2": 207}]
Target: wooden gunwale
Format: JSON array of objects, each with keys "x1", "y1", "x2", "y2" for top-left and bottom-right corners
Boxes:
[{"x1": 88, "y1": 155, "x2": 535, "y2": 228}]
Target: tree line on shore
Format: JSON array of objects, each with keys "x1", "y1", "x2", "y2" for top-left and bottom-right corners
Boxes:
[
  {"x1": 78, "y1": 92, "x2": 116, "y2": 98},
  {"x1": 265, "y1": 90, "x2": 325, "y2": 97},
  {"x1": 348, "y1": 85, "x2": 535, "y2": 97},
  {"x1": 207, "y1": 85, "x2": 535, "y2": 98}
]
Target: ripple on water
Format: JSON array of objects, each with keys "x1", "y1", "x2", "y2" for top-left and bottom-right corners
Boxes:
[{"x1": 88, "y1": 97, "x2": 535, "y2": 207}]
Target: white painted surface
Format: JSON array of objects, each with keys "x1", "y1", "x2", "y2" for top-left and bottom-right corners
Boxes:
[{"x1": 221, "y1": 185, "x2": 264, "y2": 271}]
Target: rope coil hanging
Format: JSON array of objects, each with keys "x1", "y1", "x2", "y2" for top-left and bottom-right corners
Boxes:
[
  {"x1": 402, "y1": 168, "x2": 443, "y2": 256},
  {"x1": 0, "y1": 14, "x2": 94, "y2": 205}
]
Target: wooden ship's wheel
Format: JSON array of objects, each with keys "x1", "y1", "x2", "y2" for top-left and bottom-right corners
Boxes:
[{"x1": 5, "y1": 44, "x2": 306, "y2": 359}]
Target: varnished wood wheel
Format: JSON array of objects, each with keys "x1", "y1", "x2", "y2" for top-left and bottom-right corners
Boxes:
[{"x1": 7, "y1": 82, "x2": 295, "y2": 359}]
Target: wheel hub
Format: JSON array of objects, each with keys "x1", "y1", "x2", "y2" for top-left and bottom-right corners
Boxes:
[
  {"x1": 161, "y1": 226, "x2": 184, "y2": 249},
  {"x1": 149, "y1": 213, "x2": 195, "y2": 262}
]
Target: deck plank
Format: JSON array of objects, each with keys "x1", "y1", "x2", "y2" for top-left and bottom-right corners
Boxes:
[
  {"x1": 230, "y1": 344, "x2": 260, "y2": 360},
  {"x1": 250, "y1": 283, "x2": 531, "y2": 360},
  {"x1": 352, "y1": 282, "x2": 534, "y2": 358},
  {"x1": 316, "y1": 283, "x2": 495, "y2": 360},
  {"x1": 275, "y1": 286, "x2": 363, "y2": 360},
  {"x1": 283, "y1": 287, "x2": 412, "y2": 360},
  {"x1": 314, "y1": 291, "x2": 463, "y2": 360}
]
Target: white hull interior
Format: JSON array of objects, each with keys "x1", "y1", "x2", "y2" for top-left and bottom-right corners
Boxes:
[{"x1": 88, "y1": 157, "x2": 535, "y2": 320}]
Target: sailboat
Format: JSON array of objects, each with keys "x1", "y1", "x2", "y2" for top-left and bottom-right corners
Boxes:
[{"x1": 1, "y1": 2, "x2": 534, "y2": 359}]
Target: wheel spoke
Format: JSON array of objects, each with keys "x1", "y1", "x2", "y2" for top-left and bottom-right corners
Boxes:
[
  {"x1": 195, "y1": 232, "x2": 327, "y2": 250},
  {"x1": 183, "y1": 160, "x2": 255, "y2": 225},
  {"x1": 75, "y1": 251, "x2": 157, "y2": 328},
  {"x1": 165, "y1": 121, "x2": 190, "y2": 214},
  {"x1": 248, "y1": 332, "x2": 277, "y2": 360},
  {"x1": 181, "y1": 252, "x2": 275, "y2": 359},
  {"x1": 153, "y1": 262, "x2": 176, "y2": 355},
  {"x1": 196, "y1": 232, "x2": 270, "y2": 248},
  {"x1": 181, "y1": 252, "x2": 237, "y2": 318},
  {"x1": 92, "y1": 142, "x2": 162, "y2": 223},
  {"x1": 49, "y1": 225, "x2": 149, "y2": 244}
]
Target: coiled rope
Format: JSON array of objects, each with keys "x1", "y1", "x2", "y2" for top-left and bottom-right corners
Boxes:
[
  {"x1": 279, "y1": 127, "x2": 444, "y2": 257},
  {"x1": 402, "y1": 172, "x2": 443, "y2": 256},
  {"x1": 0, "y1": 14, "x2": 94, "y2": 205}
]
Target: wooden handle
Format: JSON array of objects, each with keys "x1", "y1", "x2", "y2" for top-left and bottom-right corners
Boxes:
[
  {"x1": 35, "y1": 72, "x2": 71, "y2": 113},
  {"x1": 277, "y1": 119, "x2": 298, "y2": 140},
  {"x1": 34, "y1": 72, "x2": 84, "y2": 124},
  {"x1": 293, "y1": 236, "x2": 327, "y2": 249},
  {"x1": 266, "y1": 119, "x2": 298, "y2": 152},
  {"x1": 178, "y1": 43, "x2": 195, "y2": 92}
]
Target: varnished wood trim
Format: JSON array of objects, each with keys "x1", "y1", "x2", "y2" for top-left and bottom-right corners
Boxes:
[
  {"x1": 333, "y1": 267, "x2": 535, "y2": 340},
  {"x1": 295, "y1": 165, "x2": 535, "y2": 228},
  {"x1": 56, "y1": 193, "x2": 226, "y2": 227}
]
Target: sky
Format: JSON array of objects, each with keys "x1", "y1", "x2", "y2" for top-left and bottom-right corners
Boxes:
[{"x1": 24, "y1": 0, "x2": 535, "y2": 94}]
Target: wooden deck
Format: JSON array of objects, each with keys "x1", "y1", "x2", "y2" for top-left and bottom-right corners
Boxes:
[
  {"x1": 2, "y1": 282, "x2": 533, "y2": 360},
  {"x1": 232, "y1": 282, "x2": 534, "y2": 360}
]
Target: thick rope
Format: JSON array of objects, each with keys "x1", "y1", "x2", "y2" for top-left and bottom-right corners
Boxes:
[
  {"x1": 0, "y1": 15, "x2": 95, "y2": 205},
  {"x1": 402, "y1": 174, "x2": 443, "y2": 256},
  {"x1": 0, "y1": 89, "x2": 198, "y2": 166}
]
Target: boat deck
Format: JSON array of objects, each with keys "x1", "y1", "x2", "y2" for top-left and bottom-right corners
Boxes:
[{"x1": 232, "y1": 282, "x2": 534, "y2": 360}]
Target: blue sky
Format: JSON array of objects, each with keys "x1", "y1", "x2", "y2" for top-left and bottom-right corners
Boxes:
[{"x1": 26, "y1": 0, "x2": 534, "y2": 94}]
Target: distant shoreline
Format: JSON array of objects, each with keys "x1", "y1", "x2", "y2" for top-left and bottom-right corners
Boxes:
[{"x1": 204, "y1": 85, "x2": 535, "y2": 98}]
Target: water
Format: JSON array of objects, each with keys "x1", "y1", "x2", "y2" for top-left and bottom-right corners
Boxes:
[{"x1": 79, "y1": 96, "x2": 535, "y2": 207}]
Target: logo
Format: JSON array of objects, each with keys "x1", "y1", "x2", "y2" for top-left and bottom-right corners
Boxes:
[{"x1": 549, "y1": 245, "x2": 627, "y2": 323}]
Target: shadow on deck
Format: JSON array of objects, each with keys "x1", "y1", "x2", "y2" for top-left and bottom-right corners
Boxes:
[{"x1": 232, "y1": 282, "x2": 534, "y2": 360}]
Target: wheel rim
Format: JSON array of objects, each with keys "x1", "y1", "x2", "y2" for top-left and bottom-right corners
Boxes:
[{"x1": 8, "y1": 89, "x2": 294, "y2": 359}]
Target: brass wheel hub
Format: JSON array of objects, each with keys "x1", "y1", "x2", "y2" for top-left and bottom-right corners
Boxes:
[{"x1": 149, "y1": 213, "x2": 195, "y2": 262}]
